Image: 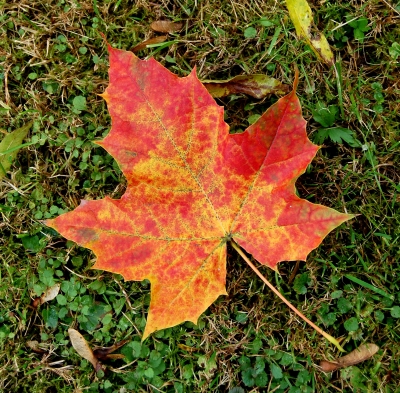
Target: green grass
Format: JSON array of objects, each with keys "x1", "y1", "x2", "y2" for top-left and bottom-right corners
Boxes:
[{"x1": 1, "y1": 0, "x2": 399, "y2": 392}]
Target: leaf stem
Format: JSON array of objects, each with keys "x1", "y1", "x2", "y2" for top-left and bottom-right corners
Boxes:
[{"x1": 229, "y1": 240, "x2": 345, "y2": 352}]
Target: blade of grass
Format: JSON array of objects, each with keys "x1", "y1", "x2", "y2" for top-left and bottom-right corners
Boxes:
[
  {"x1": 334, "y1": 60, "x2": 345, "y2": 119},
  {"x1": 345, "y1": 274, "x2": 394, "y2": 300},
  {"x1": 267, "y1": 27, "x2": 282, "y2": 55},
  {"x1": 146, "y1": 41, "x2": 179, "y2": 58}
]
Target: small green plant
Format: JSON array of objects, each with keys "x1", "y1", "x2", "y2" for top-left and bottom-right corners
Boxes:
[
  {"x1": 348, "y1": 16, "x2": 370, "y2": 42},
  {"x1": 332, "y1": 15, "x2": 371, "y2": 47},
  {"x1": 370, "y1": 82, "x2": 384, "y2": 114},
  {"x1": 72, "y1": 95, "x2": 87, "y2": 114},
  {"x1": 341, "y1": 366, "x2": 369, "y2": 391},
  {"x1": 293, "y1": 272, "x2": 312, "y2": 295},
  {"x1": 237, "y1": 345, "x2": 316, "y2": 393},
  {"x1": 120, "y1": 341, "x2": 168, "y2": 389},
  {"x1": 312, "y1": 102, "x2": 361, "y2": 147},
  {"x1": 239, "y1": 356, "x2": 269, "y2": 388},
  {"x1": 389, "y1": 42, "x2": 400, "y2": 59},
  {"x1": 244, "y1": 26, "x2": 257, "y2": 39}
]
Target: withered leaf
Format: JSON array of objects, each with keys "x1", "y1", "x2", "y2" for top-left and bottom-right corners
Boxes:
[
  {"x1": 68, "y1": 328, "x2": 102, "y2": 372},
  {"x1": 319, "y1": 343, "x2": 379, "y2": 372},
  {"x1": 32, "y1": 283, "x2": 61, "y2": 308},
  {"x1": 150, "y1": 20, "x2": 183, "y2": 33},
  {"x1": 93, "y1": 339, "x2": 129, "y2": 361},
  {"x1": 26, "y1": 340, "x2": 48, "y2": 354},
  {"x1": 131, "y1": 36, "x2": 168, "y2": 53},
  {"x1": 40, "y1": 283, "x2": 61, "y2": 304},
  {"x1": 203, "y1": 74, "x2": 289, "y2": 99}
]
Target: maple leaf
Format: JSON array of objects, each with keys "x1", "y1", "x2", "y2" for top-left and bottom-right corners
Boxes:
[{"x1": 46, "y1": 45, "x2": 353, "y2": 340}]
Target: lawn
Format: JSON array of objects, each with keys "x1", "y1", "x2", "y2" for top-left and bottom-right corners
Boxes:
[{"x1": 0, "y1": 0, "x2": 399, "y2": 392}]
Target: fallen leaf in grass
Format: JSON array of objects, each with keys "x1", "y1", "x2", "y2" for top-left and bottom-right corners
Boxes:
[
  {"x1": 26, "y1": 340, "x2": 48, "y2": 354},
  {"x1": 92, "y1": 339, "x2": 129, "y2": 361},
  {"x1": 68, "y1": 328, "x2": 101, "y2": 372},
  {"x1": 40, "y1": 283, "x2": 61, "y2": 304},
  {"x1": 286, "y1": 0, "x2": 334, "y2": 65},
  {"x1": 47, "y1": 45, "x2": 353, "y2": 340},
  {"x1": 32, "y1": 283, "x2": 61, "y2": 308},
  {"x1": 203, "y1": 75, "x2": 289, "y2": 99},
  {"x1": 0, "y1": 121, "x2": 32, "y2": 179},
  {"x1": 150, "y1": 20, "x2": 183, "y2": 33},
  {"x1": 131, "y1": 36, "x2": 168, "y2": 53},
  {"x1": 319, "y1": 343, "x2": 379, "y2": 372}
]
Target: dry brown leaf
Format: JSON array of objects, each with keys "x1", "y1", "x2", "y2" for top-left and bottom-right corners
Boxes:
[
  {"x1": 319, "y1": 343, "x2": 379, "y2": 372},
  {"x1": 68, "y1": 328, "x2": 101, "y2": 372},
  {"x1": 203, "y1": 74, "x2": 289, "y2": 99},
  {"x1": 131, "y1": 36, "x2": 168, "y2": 53},
  {"x1": 150, "y1": 20, "x2": 183, "y2": 33},
  {"x1": 32, "y1": 283, "x2": 61, "y2": 308},
  {"x1": 319, "y1": 360, "x2": 339, "y2": 372},
  {"x1": 40, "y1": 283, "x2": 61, "y2": 304},
  {"x1": 26, "y1": 340, "x2": 48, "y2": 354},
  {"x1": 92, "y1": 339, "x2": 129, "y2": 361}
]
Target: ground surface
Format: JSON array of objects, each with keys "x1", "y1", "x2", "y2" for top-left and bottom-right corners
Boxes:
[{"x1": 0, "y1": 0, "x2": 399, "y2": 392}]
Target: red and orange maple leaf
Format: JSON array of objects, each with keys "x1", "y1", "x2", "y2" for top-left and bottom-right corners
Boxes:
[{"x1": 47, "y1": 45, "x2": 353, "y2": 339}]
